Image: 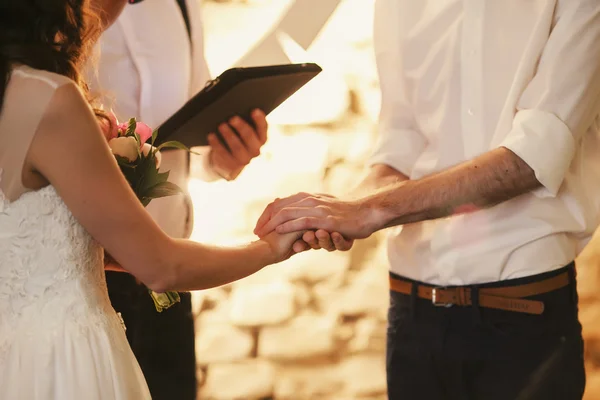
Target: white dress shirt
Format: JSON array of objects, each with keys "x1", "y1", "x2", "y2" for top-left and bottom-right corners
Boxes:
[
  {"x1": 91, "y1": 0, "x2": 217, "y2": 239},
  {"x1": 370, "y1": 0, "x2": 600, "y2": 285}
]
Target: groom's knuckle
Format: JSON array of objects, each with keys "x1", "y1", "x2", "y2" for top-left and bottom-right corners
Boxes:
[
  {"x1": 302, "y1": 198, "x2": 316, "y2": 207},
  {"x1": 277, "y1": 210, "x2": 290, "y2": 220},
  {"x1": 315, "y1": 205, "x2": 329, "y2": 215},
  {"x1": 300, "y1": 218, "x2": 311, "y2": 229},
  {"x1": 324, "y1": 215, "x2": 337, "y2": 228}
]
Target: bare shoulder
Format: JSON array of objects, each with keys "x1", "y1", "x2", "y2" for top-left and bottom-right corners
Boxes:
[
  {"x1": 36, "y1": 79, "x2": 98, "y2": 142},
  {"x1": 27, "y1": 70, "x2": 105, "y2": 175},
  {"x1": 11, "y1": 65, "x2": 74, "y2": 93},
  {"x1": 9, "y1": 65, "x2": 92, "y2": 136}
]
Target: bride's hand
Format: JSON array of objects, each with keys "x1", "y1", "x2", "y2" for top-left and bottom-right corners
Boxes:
[{"x1": 260, "y1": 230, "x2": 311, "y2": 263}]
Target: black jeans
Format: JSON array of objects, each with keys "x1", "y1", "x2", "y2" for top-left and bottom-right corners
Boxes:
[
  {"x1": 106, "y1": 272, "x2": 197, "y2": 400},
  {"x1": 386, "y1": 264, "x2": 585, "y2": 400}
]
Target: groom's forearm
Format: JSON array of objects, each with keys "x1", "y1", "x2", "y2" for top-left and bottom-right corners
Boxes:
[{"x1": 362, "y1": 147, "x2": 541, "y2": 232}]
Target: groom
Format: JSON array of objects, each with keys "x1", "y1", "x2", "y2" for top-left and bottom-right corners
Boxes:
[{"x1": 256, "y1": 0, "x2": 600, "y2": 399}]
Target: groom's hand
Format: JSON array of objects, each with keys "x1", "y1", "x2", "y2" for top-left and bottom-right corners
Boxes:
[
  {"x1": 255, "y1": 192, "x2": 372, "y2": 243},
  {"x1": 207, "y1": 109, "x2": 268, "y2": 181}
]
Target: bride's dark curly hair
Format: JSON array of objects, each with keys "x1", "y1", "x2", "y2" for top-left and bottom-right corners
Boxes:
[{"x1": 0, "y1": 0, "x2": 104, "y2": 113}]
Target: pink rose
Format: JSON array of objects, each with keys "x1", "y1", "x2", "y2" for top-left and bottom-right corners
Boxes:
[
  {"x1": 117, "y1": 121, "x2": 153, "y2": 146},
  {"x1": 136, "y1": 122, "x2": 153, "y2": 145},
  {"x1": 100, "y1": 112, "x2": 119, "y2": 141}
]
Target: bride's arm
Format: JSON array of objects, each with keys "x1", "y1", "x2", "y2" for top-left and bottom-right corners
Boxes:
[
  {"x1": 25, "y1": 82, "x2": 305, "y2": 292},
  {"x1": 104, "y1": 251, "x2": 127, "y2": 272}
]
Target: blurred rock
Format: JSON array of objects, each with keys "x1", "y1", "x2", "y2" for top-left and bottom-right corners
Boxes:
[
  {"x1": 274, "y1": 363, "x2": 343, "y2": 399},
  {"x1": 258, "y1": 313, "x2": 339, "y2": 360},
  {"x1": 316, "y1": 267, "x2": 388, "y2": 319},
  {"x1": 580, "y1": 303, "x2": 600, "y2": 342},
  {"x1": 348, "y1": 318, "x2": 386, "y2": 353},
  {"x1": 230, "y1": 281, "x2": 296, "y2": 326},
  {"x1": 191, "y1": 287, "x2": 228, "y2": 316},
  {"x1": 200, "y1": 360, "x2": 275, "y2": 400},
  {"x1": 196, "y1": 300, "x2": 232, "y2": 326},
  {"x1": 584, "y1": 367, "x2": 600, "y2": 400},
  {"x1": 281, "y1": 250, "x2": 352, "y2": 284},
  {"x1": 294, "y1": 283, "x2": 312, "y2": 308},
  {"x1": 195, "y1": 324, "x2": 254, "y2": 364}
]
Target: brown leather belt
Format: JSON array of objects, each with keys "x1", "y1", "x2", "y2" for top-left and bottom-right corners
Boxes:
[{"x1": 389, "y1": 272, "x2": 571, "y2": 315}]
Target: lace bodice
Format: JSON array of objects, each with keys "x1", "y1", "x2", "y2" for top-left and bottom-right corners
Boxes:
[
  {"x1": 0, "y1": 184, "x2": 121, "y2": 357},
  {"x1": 0, "y1": 66, "x2": 150, "y2": 399}
]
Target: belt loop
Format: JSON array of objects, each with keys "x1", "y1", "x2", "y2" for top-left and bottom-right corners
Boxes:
[
  {"x1": 471, "y1": 286, "x2": 482, "y2": 324},
  {"x1": 410, "y1": 282, "x2": 418, "y2": 321}
]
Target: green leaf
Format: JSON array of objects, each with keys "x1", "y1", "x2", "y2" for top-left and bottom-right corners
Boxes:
[
  {"x1": 156, "y1": 141, "x2": 201, "y2": 155},
  {"x1": 137, "y1": 159, "x2": 169, "y2": 196},
  {"x1": 156, "y1": 141, "x2": 190, "y2": 151},
  {"x1": 126, "y1": 118, "x2": 137, "y2": 136},
  {"x1": 121, "y1": 166, "x2": 138, "y2": 190},
  {"x1": 151, "y1": 129, "x2": 158, "y2": 146},
  {"x1": 114, "y1": 155, "x2": 135, "y2": 167},
  {"x1": 143, "y1": 181, "x2": 184, "y2": 199},
  {"x1": 158, "y1": 170, "x2": 170, "y2": 181},
  {"x1": 140, "y1": 198, "x2": 152, "y2": 207}
]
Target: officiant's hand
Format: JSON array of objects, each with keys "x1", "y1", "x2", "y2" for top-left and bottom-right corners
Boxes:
[{"x1": 207, "y1": 109, "x2": 268, "y2": 181}]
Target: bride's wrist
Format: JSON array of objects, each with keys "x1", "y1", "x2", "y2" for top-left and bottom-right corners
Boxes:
[{"x1": 249, "y1": 239, "x2": 277, "y2": 267}]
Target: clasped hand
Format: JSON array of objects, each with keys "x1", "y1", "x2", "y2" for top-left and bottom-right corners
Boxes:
[{"x1": 255, "y1": 192, "x2": 378, "y2": 255}]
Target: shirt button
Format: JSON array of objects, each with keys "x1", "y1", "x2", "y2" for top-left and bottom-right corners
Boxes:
[{"x1": 467, "y1": 108, "x2": 474, "y2": 116}]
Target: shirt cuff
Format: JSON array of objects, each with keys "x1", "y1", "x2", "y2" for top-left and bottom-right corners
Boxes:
[
  {"x1": 367, "y1": 128, "x2": 426, "y2": 177},
  {"x1": 499, "y1": 109, "x2": 575, "y2": 198}
]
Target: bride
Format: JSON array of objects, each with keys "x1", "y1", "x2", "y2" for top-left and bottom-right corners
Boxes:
[{"x1": 0, "y1": 0, "x2": 321, "y2": 398}]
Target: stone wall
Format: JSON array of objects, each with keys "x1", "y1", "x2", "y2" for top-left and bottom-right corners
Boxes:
[
  {"x1": 192, "y1": 236, "x2": 390, "y2": 400},
  {"x1": 191, "y1": 1, "x2": 600, "y2": 398}
]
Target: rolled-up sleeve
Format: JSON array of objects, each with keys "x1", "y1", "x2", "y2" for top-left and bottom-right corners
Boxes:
[
  {"x1": 368, "y1": 0, "x2": 427, "y2": 177},
  {"x1": 499, "y1": 1, "x2": 600, "y2": 197}
]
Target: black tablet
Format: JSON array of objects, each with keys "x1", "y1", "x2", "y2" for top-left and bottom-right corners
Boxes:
[{"x1": 155, "y1": 63, "x2": 322, "y2": 147}]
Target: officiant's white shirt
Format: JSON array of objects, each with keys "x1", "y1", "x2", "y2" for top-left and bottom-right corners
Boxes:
[
  {"x1": 91, "y1": 0, "x2": 218, "y2": 239},
  {"x1": 370, "y1": 0, "x2": 600, "y2": 285}
]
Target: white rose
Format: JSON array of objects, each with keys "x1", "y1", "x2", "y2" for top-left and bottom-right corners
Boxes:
[
  {"x1": 141, "y1": 142, "x2": 162, "y2": 169},
  {"x1": 109, "y1": 136, "x2": 139, "y2": 162}
]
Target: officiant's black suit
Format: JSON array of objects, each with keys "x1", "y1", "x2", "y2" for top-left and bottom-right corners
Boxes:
[
  {"x1": 105, "y1": 1, "x2": 197, "y2": 399},
  {"x1": 105, "y1": 273, "x2": 196, "y2": 400}
]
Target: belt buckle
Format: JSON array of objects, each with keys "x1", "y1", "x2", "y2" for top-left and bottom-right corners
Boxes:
[{"x1": 431, "y1": 287, "x2": 453, "y2": 308}]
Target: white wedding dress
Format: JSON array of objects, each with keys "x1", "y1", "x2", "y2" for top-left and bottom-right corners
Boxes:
[{"x1": 0, "y1": 66, "x2": 151, "y2": 398}]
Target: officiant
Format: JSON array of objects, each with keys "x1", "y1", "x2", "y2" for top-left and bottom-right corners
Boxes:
[{"x1": 89, "y1": 1, "x2": 269, "y2": 399}]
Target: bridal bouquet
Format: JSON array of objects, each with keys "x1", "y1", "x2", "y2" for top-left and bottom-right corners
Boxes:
[{"x1": 103, "y1": 114, "x2": 190, "y2": 312}]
